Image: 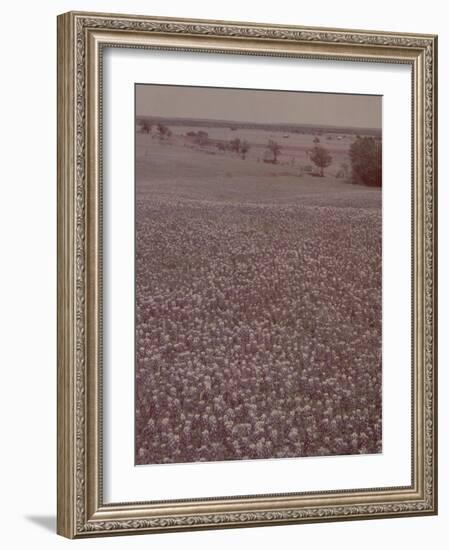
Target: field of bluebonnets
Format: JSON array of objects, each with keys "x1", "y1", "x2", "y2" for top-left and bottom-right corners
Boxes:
[{"x1": 135, "y1": 124, "x2": 382, "y2": 465}]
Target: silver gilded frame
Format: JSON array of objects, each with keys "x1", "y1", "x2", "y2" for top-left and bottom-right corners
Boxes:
[{"x1": 57, "y1": 11, "x2": 437, "y2": 538}]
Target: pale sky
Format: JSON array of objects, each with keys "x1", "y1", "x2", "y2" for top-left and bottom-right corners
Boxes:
[{"x1": 136, "y1": 84, "x2": 382, "y2": 129}]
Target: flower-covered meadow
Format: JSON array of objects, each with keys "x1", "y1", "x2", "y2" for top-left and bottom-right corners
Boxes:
[{"x1": 135, "y1": 128, "x2": 382, "y2": 465}]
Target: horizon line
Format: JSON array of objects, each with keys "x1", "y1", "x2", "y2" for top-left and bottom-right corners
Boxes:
[{"x1": 135, "y1": 114, "x2": 381, "y2": 133}]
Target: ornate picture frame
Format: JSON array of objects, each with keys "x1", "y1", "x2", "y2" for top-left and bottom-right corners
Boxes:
[{"x1": 57, "y1": 11, "x2": 437, "y2": 538}]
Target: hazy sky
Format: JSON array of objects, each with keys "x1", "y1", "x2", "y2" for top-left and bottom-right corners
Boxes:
[{"x1": 136, "y1": 84, "x2": 381, "y2": 129}]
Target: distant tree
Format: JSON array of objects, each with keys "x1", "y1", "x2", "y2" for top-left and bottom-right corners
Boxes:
[
  {"x1": 157, "y1": 123, "x2": 170, "y2": 140},
  {"x1": 240, "y1": 140, "x2": 251, "y2": 160},
  {"x1": 313, "y1": 136, "x2": 320, "y2": 144},
  {"x1": 141, "y1": 120, "x2": 151, "y2": 134},
  {"x1": 194, "y1": 130, "x2": 209, "y2": 146},
  {"x1": 230, "y1": 138, "x2": 242, "y2": 154},
  {"x1": 267, "y1": 139, "x2": 281, "y2": 164},
  {"x1": 349, "y1": 136, "x2": 382, "y2": 186},
  {"x1": 309, "y1": 145, "x2": 333, "y2": 176}
]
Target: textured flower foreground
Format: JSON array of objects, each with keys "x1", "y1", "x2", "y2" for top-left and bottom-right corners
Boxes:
[{"x1": 135, "y1": 134, "x2": 382, "y2": 465}]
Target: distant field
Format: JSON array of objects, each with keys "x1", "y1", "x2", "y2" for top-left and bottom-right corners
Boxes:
[
  {"x1": 137, "y1": 124, "x2": 356, "y2": 175},
  {"x1": 135, "y1": 125, "x2": 382, "y2": 465}
]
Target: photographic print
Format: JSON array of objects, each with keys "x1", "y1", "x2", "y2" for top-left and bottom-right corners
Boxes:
[{"x1": 135, "y1": 84, "x2": 382, "y2": 466}]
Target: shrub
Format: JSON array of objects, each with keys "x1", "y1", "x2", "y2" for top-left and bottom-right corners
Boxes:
[
  {"x1": 195, "y1": 131, "x2": 210, "y2": 146},
  {"x1": 157, "y1": 123, "x2": 171, "y2": 140},
  {"x1": 240, "y1": 140, "x2": 251, "y2": 160},
  {"x1": 140, "y1": 120, "x2": 151, "y2": 134}
]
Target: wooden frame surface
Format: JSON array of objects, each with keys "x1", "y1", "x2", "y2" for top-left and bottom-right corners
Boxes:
[{"x1": 57, "y1": 10, "x2": 438, "y2": 538}]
